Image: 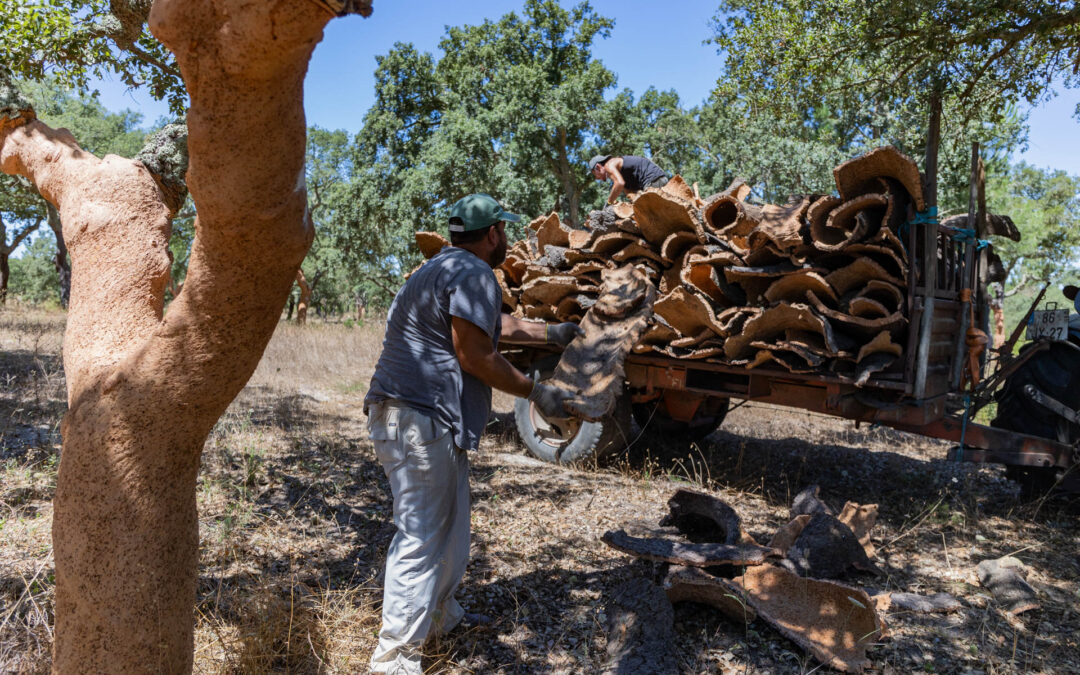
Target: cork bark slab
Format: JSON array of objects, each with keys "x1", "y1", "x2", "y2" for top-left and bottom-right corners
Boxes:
[
  {"x1": 786, "y1": 513, "x2": 881, "y2": 579},
  {"x1": 601, "y1": 529, "x2": 778, "y2": 567},
  {"x1": 811, "y1": 193, "x2": 888, "y2": 252},
  {"x1": 837, "y1": 501, "x2": 879, "y2": 559},
  {"x1": 663, "y1": 565, "x2": 758, "y2": 623},
  {"x1": 731, "y1": 564, "x2": 884, "y2": 672},
  {"x1": 660, "y1": 488, "x2": 759, "y2": 545},
  {"x1": 976, "y1": 556, "x2": 1040, "y2": 615},
  {"x1": 768, "y1": 515, "x2": 812, "y2": 554},
  {"x1": 833, "y1": 145, "x2": 925, "y2": 212},
  {"x1": 748, "y1": 196, "x2": 811, "y2": 252},
  {"x1": 632, "y1": 189, "x2": 706, "y2": 246},
  {"x1": 414, "y1": 231, "x2": 449, "y2": 259},
  {"x1": 724, "y1": 303, "x2": 837, "y2": 360},
  {"x1": 548, "y1": 265, "x2": 655, "y2": 420}
]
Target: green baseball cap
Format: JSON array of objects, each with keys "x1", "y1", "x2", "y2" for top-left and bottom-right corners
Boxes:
[{"x1": 448, "y1": 193, "x2": 521, "y2": 232}]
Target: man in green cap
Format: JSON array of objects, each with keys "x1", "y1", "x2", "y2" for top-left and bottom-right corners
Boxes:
[
  {"x1": 364, "y1": 193, "x2": 581, "y2": 674},
  {"x1": 589, "y1": 154, "x2": 669, "y2": 205}
]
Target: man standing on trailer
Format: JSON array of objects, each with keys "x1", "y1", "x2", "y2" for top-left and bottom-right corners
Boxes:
[
  {"x1": 364, "y1": 193, "x2": 581, "y2": 675},
  {"x1": 589, "y1": 154, "x2": 670, "y2": 205}
]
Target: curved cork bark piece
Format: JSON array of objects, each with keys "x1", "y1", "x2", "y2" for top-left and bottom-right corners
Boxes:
[
  {"x1": 660, "y1": 230, "x2": 700, "y2": 263},
  {"x1": 748, "y1": 196, "x2": 810, "y2": 252},
  {"x1": 549, "y1": 265, "x2": 655, "y2": 420},
  {"x1": 768, "y1": 515, "x2": 812, "y2": 554},
  {"x1": 807, "y1": 291, "x2": 907, "y2": 337},
  {"x1": 591, "y1": 231, "x2": 642, "y2": 256},
  {"x1": 848, "y1": 297, "x2": 889, "y2": 319},
  {"x1": 415, "y1": 231, "x2": 449, "y2": 259},
  {"x1": 838, "y1": 501, "x2": 879, "y2": 559},
  {"x1": 702, "y1": 180, "x2": 752, "y2": 230},
  {"x1": 494, "y1": 268, "x2": 517, "y2": 311},
  {"x1": 834, "y1": 145, "x2": 925, "y2": 212},
  {"x1": 660, "y1": 488, "x2": 759, "y2": 545},
  {"x1": 654, "y1": 286, "x2": 727, "y2": 337},
  {"x1": 845, "y1": 243, "x2": 908, "y2": 279},
  {"x1": 724, "y1": 303, "x2": 836, "y2": 360},
  {"x1": 632, "y1": 189, "x2": 706, "y2": 246},
  {"x1": 602, "y1": 529, "x2": 779, "y2": 567},
  {"x1": 664, "y1": 566, "x2": 758, "y2": 623},
  {"x1": 536, "y1": 211, "x2": 573, "y2": 250},
  {"x1": 826, "y1": 258, "x2": 904, "y2": 296},
  {"x1": 731, "y1": 564, "x2": 883, "y2": 672},
  {"x1": 682, "y1": 262, "x2": 744, "y2": 307},
  {"x1": 787, "y1": 513, "x2": 881, "y2": 578},
  {"x1": 661, "y1": 174, "x2": 697, "y2": 203},
  {"x1": 749, "y1": 340, "x2": 829, "y2": 372},
  {"x1": 521, "y1": 274, "x2": 586, "y2": 305},
  {"x1": 613, "y1": 241, "x2": 664, "y2": 265},
  {"x1": 764, "y1": 270, "x2": 839, "y2": 307},
  {"x1": 812, "y1": 193, "x2": 888, "y2": 252},
  {"x1": 855, "y1": 280, "x2": 904, "y2": 313}
]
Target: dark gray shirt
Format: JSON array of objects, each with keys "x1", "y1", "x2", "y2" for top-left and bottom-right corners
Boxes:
[
  {"x1": 620, "y1": 155, "x2": 668, "y2": 192},
  {"x1": 365, "y1": 247, "x2": 502, "y2": 450}
]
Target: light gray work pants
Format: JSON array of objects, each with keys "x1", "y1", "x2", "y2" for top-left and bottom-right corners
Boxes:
[{"x1": 367, "y1": 401, "x2": 471, "y2": 675}]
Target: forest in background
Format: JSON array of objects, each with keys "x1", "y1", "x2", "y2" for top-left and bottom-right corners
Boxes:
[{"x1": 2, "y1": 0, "x2": 1079, "y2": 329}]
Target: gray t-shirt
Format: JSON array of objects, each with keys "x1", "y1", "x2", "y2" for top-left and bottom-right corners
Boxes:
[{"x1": 365, "y1": 246, "x2": 502, "y2": 450}]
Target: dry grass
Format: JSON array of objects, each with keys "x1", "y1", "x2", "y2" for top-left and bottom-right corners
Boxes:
[{"x1": 1, "y1": 306, "x2": 1079, "y2": 674}]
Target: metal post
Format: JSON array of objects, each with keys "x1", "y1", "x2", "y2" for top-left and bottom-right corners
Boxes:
[{"x1": 952, "y1": 143, "x2": 979, "y2": 389}]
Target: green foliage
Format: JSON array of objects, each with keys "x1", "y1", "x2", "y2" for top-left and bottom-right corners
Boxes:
[
  {"x1": 9, "y1": 230, "x2": 60, "y2": 306},
  {"x1": 20, "y1": 79, "x2": 147, "y2": 157},
  {"x1": 708, "y1": 0, "x2": 1065, "y2": 208},
  {"x1": 988, "y1": 162, "x2": 1080, "y2": 291},
  {"x1": 0, "y1": 0, "x2": 185, "y2": 113}
]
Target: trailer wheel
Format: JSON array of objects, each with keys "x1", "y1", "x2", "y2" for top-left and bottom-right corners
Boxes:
[
  {"x1": 991, "y1": 342, "x2": 1080, "y2": 495},
  {"x1": 513, "y1": 358, "x2": 632, "y2": 465},
  {"x1": 632, "y1": 395, "x2": 729, "y2": 443}
]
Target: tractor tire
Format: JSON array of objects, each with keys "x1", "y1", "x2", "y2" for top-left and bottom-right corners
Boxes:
[
  {"x1": 632, "y1": 396, "x2": 729, "y2": 443},
  {"x1": 991, "y1": 342, "x2": 1080, "y2": 496},
  {"x1": 513, "y1": 358, "x2": 632, "y2": 465}
]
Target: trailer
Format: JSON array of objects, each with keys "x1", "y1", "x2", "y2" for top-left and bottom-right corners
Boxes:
[{"x1": 501, "y1": 143, "x2": 1080, "y2": 495}]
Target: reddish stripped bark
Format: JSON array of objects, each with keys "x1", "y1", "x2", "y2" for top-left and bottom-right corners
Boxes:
[{"x1": 1, "y1": 1, "x2": 371, "y2": 670}]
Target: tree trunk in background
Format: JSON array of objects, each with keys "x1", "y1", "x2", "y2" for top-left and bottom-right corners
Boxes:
[
  {"x1": 296, "y1": 268, "x2": 311, "y2": 324},
  {"x1": 555, "y1": 127, "x2": 581, "y2": 228},
  {"x1": 47, "y1": 203, "x2": 71, "y2": 308},
  {"x1": 0, "y1": 0, "x2": 372, "y2": 671},
  {"x1": 0, "y1": 248, "x2": 8, "y2": 305}
]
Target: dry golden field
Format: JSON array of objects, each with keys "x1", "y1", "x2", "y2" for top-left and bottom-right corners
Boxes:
[{"x1": 1, "y1": 306, "x2": 1078, "y2": 674}]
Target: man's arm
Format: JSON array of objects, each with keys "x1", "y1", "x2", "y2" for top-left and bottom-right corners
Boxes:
[
  {"x1": 605, "y1": 157, "x2": 626, "y2": 205},
  {"x1": 452, "y1": 316, "x2": 533, "y2": 397}
]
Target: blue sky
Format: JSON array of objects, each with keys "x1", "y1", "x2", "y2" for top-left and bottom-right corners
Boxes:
[{"x1": 92, "y1": 0, "x2": 1080, "y2": 175}]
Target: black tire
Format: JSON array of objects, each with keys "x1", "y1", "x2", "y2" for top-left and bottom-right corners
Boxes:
[
  {"x1": 632, "y1": 395, "x2": 729, "y2": 443},
  {"x1": 991, "y1": 342, "x2": 1080, "y2": 495},
  {"x1": 513, "y1": 359, "x2": 632, "y2": 465}
]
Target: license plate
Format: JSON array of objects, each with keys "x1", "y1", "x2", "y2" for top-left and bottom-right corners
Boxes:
[{"x1": 1027, "y1": 309, "x2": 1070, "y2": 341}]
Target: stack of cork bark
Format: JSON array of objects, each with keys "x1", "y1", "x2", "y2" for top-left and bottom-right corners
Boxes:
[{"x1": 495, "y1": 146, "x2": 925, "y2": 386}]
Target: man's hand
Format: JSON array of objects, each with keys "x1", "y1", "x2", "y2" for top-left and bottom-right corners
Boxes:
[
  {"x1": 547, "y1": 322, "x2": 584, "y2": 347},
  {"x1": 528, "y1": 379, "x2": 575, "y2": 419}
]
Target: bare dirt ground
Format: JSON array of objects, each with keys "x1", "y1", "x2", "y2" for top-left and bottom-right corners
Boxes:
[{"x1": 1, "y1": 307, "x2": 1078, "y2": 674}]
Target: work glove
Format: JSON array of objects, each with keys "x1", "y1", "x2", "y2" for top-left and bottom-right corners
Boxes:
[
  {"x1": 528, "y1": 377, "x2": 575, "y2": 419},
  {"x1": 546, "y1": 322, "x2": 585, "y2": 347}
]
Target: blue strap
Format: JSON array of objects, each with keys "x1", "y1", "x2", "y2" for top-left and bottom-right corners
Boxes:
[
  {"x1": 898, "y1": 206, "x2": 938, "y2": 252},
  {"x1": 950, "y1": 226, "x2": 991, "y2": 249}
]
